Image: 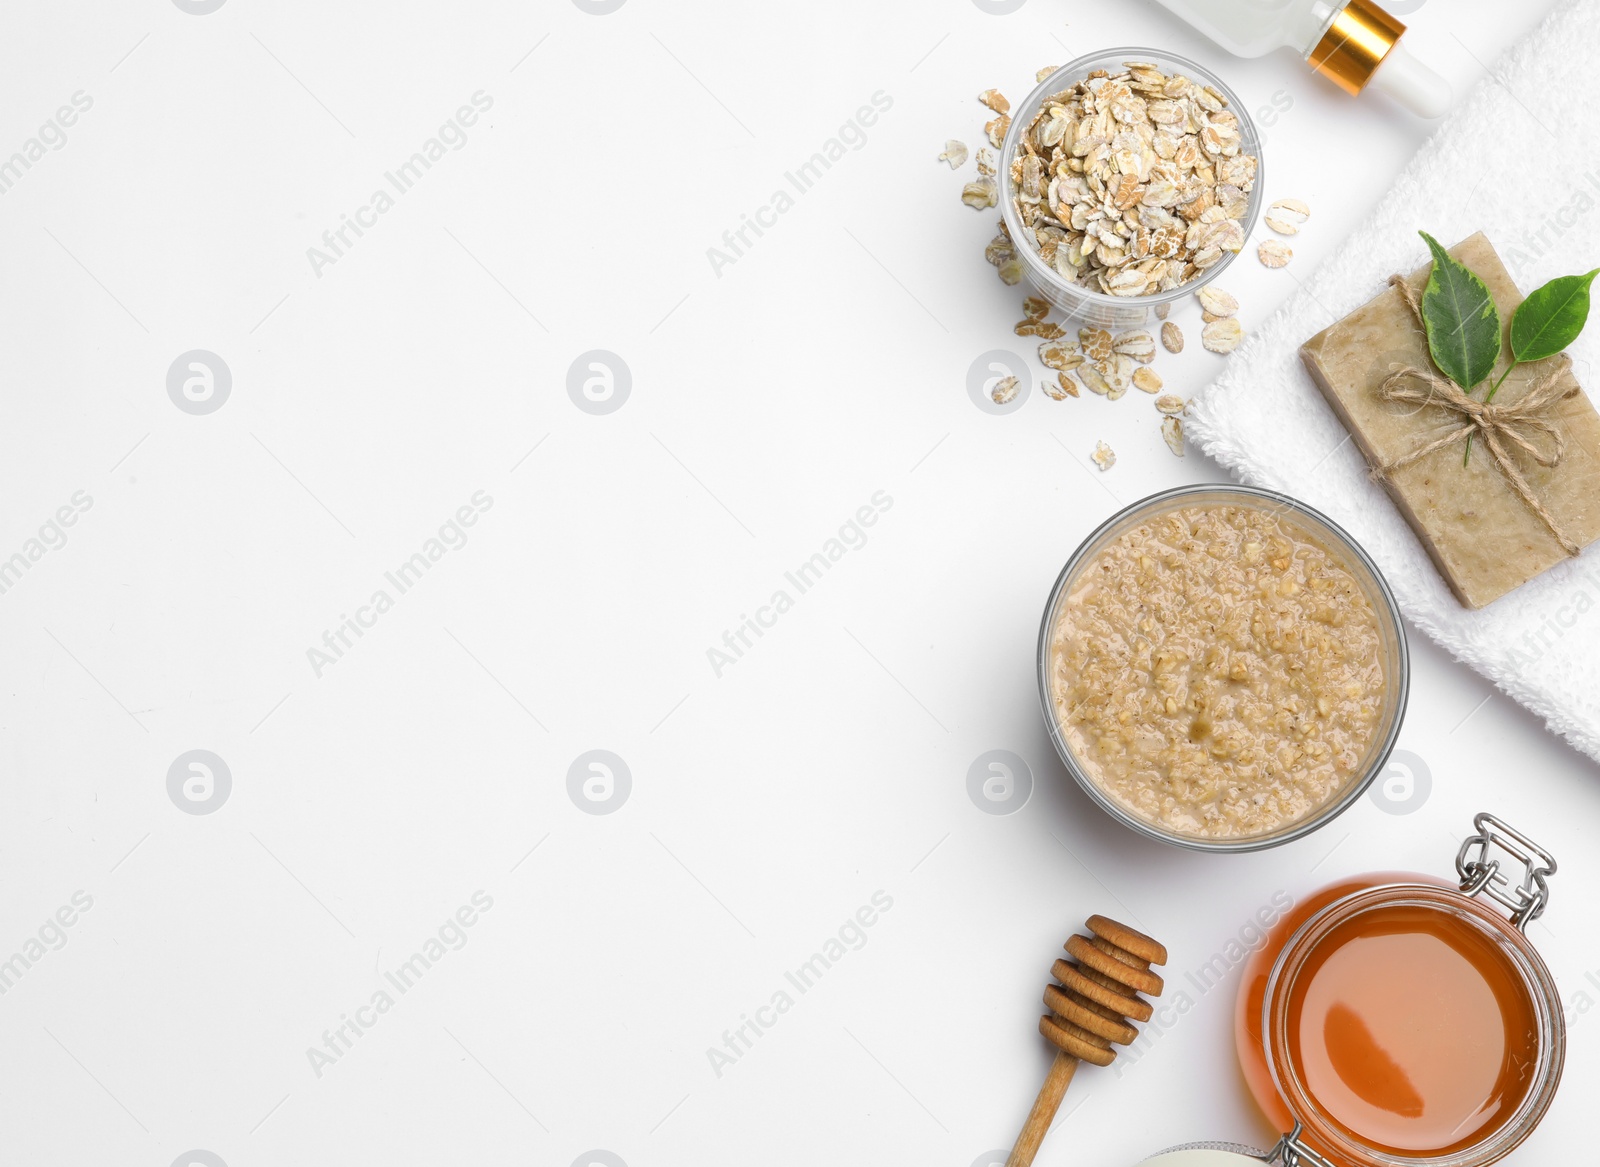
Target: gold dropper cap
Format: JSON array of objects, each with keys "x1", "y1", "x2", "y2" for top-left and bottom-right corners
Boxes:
[{"x1": 1308, "y1": 0, "x2": 1406, "y2": 95}]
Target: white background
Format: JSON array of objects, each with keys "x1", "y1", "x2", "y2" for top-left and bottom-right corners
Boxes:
[{"x1": 2, "y1": 1, "x2": 1594, "y2": 1165}]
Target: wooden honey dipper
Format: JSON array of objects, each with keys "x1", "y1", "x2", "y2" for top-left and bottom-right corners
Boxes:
[{"x1": 1005, "y1": 914, "x2": 1168, "y2": 1167}]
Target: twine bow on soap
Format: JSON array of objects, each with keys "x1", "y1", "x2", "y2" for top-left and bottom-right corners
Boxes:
[{"x1": 1376, "y1": 274, "x2": 1582, "y2": 557}]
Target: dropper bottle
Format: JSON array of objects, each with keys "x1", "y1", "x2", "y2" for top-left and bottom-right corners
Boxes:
[{"x1": 1147, "y1": 0, "x2": 1452, "y2": 118}]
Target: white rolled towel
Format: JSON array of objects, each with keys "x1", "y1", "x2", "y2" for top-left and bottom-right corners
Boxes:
[{"x1": 1186, "y1": 0, "x2": 1600, "y2": 764}]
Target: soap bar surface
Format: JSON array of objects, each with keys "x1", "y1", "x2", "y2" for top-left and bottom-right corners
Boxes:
[{"x1": 1300, "y1": 232, "x2": 1600, "y2": 609}]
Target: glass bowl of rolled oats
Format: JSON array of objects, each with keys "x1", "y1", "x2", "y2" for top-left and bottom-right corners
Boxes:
[
  {"x1": 1000, "y1": 49, "x2": 1264, "y2": 327},
  {"x1": 1037, "y1": 485, "x2": 1409, "y2": 854}
]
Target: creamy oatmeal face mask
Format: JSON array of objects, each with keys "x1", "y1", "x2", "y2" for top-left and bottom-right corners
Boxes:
[{"x1": 1038, "y1": 486, "x2": 1409, "y2": 852}]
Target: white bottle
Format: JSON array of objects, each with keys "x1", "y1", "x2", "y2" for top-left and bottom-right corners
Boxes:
[{"x1": 1149, "y1": 0, "x2": 1452, "y2": 118}]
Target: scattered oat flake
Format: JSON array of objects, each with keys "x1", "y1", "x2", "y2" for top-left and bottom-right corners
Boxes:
[
  {"x1": 1155, "y1": 394, "x2": 1185, "y2": 415},
  {"x1": 1037, "y1": 65, "x2": 1058, "y2": 82},
  {"x1": 1078, "y1": 363, "x2": 1112, "y2": 396},
  {"x1": 1202, "y1": 316, "x2": 1246, "y2": 353},
  {"x1": 1039, "y1": 339, "x2": 1084, "y2": 371},
  {"x1": 984, "y1": 114, "x2": 1010, "y2": 149},
  {"x1": 1161, "y1": 321, "x2": 1184, "y2": 353},
  {"x1": 976, "y1": 147, "x2": 996, "y2": 176},
  {"x1": 998, "y1": 257, "x2": 1024, "y2": 285},
  {"x1": 1265, "y1": 198, "x2": 1310, "y2": 235},
  {"x1": 1091, "y1": 441, "x2": 1116, "y2": 471},
  {"x1": 1161, "y1": 416, "x2": 1186, "y2": 457},
  {"x1": 962, "y1": 177, "x2": 999, "y2": 209},
  {"x1": 1101, "y1": 354, "x2": 1134, "y2": 398},
  {"x1": 1022, "y1": 296, "x2": 1051, "y2": 321},
  {"x1": 1044, "y1": 374, "x2": 1077, "y2": 400},
  {"x1": 984, "y1": 235, "x2": 1015, "y2": 267},
  {"x1": 991, "y1": 375, "x2": 1020, "y2": 405},
  {"x1": 1133, "y1": 367, "x2": 1162, "y2": 394},
  {"x1": 1079, "y1": 327, "x2": 1113, "y2": 363},
  {"x1": 1154, "y1": 302, "x2": 1171, "y2": 320},
  {"x1": 978, "y1": 89, "x2": 1011, "y2": 115},
  {"x1": 1113, "y1": 329, "x2": 1156, "y2": 363},
  {"x1": 1034, "y1": 322, "x2": 1067, "y2": 339},
  {"x1": 1258, "y1": 239, "x2": 1292, "y2": 268},
  {"x1": 1196, "y1": 286, "x2": 1238, "y2": 317},
  {"x1": 938, "y1": 139, "x2": 969, "y2": 169}
]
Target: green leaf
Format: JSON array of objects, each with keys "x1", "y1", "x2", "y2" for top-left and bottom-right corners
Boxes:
[
  {"x1": 1418, "y1": 230, "x2": 1501, "y2": 390},
  {"x1": 1510, "y1": 268, "x2": 1599, "y2": 364}
]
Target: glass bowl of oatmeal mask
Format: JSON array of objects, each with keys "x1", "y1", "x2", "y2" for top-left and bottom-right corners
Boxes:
[
  {"x1": 999, "y1": 48, "x2": 1265, "y2": 328},
  {"x1": 1037, "y1": 485, "x2": 1409, "y2": 853}
]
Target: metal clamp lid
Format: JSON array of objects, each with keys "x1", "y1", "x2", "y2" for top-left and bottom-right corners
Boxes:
[
  {"x1": 1456, "y1": 812, "x2": 1557, "y2": 930},
  {"x1": 1137, "y1": 1126, "x2": 1334, "y2": 1167},
  {"x1": 1267, "y1": 1123, "x2": 1335, "y2": 1167},
  {"x1": 1136, "y1": 1136, "x2": 1304, "y2": 1167}
]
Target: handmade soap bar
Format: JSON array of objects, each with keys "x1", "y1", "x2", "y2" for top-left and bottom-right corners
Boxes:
[{"x1": 1300, "y1": 232, "x2": 1600, "y2": 608}]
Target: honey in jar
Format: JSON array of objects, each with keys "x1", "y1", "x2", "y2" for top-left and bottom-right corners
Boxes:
[{"x1": 1233, "y1": 816, "x2": 1564, "y2": 1167}]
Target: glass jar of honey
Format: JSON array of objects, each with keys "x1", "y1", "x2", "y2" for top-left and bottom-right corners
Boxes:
[{"x1": 1137, "y1": 814, "x2": 1563, "y2": 1167}]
